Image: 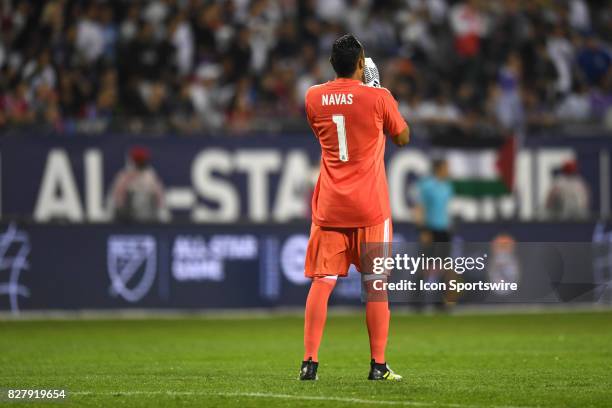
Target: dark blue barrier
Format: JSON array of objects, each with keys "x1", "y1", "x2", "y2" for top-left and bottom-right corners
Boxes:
[{"x1": 1, "y1": 221, "x2": 610, "y2": 314}]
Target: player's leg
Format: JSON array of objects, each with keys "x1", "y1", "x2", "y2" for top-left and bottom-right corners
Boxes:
[
  {"x1": 300, "y1": 225, "x2": 350, "y2": 380},
  {"x1": 300, "y1": 275, "x2": 337, "y2": 380},
  {"x1": 358, "y1": 219, "x2": 403, "y2": 381},
  {"x1": 363, "y1": 275, "x2": 400, "y2": 380},
  {"x1": 364, "y1": 275, "x2": 390, "y2": 364}
]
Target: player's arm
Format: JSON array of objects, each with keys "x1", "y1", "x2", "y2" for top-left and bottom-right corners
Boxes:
[
  {"x1": 380, "y1": 91, "x2": 410, "y2": 147},
  {"x1": 391, "y1": 125, "x2": 410, "y2": 147},
  {"x1": 365, "y1": 58, "x2": 410, "y2": 147},
  {"x1": 304, "y1": 88, "x2": 319, "y2": 138}
]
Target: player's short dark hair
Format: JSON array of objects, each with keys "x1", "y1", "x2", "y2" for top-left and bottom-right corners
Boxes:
[
  {"x1": 432, "y1": 159, "x2": 447, "y2": 172},
  {"x1": 330, "y1": 34, "x2": 363, "y2": 77}
]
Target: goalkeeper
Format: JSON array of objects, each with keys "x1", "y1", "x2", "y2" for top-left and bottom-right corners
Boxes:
[{"x1": 299, "y1": 34, "x2": 410, "y2": 381}]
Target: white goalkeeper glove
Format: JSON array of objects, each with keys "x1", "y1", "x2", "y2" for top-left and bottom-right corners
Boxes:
[{"x1": 364, "y1": 57, "x2": 381, "y2": 88}]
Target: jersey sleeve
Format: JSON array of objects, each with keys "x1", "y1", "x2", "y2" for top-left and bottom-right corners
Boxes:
[
  {"x1": 378, "y1": 89, "x2": 407, "y2": 137},
  {"x1": 304, "y1": 88, "x2": 318, "y2": 138}
]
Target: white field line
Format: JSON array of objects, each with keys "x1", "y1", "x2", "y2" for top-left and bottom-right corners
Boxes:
[
  {"x1": 70, "y1": 390, "x2": 536, "y2": 408},
  {"x1": 2, "y1": 303, "x2": 611, "y2": 321}
]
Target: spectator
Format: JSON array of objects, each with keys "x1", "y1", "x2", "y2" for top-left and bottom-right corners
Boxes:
[
  {"x1": 556, "y1": 82, "x2": 591, "y2": 121},
  {"x1": 577, "y1": 35, "x2": 611, "y2": 87},
  {"x1": 495, "y1": 52, "x2": 525, "y2": 132},
  {"x1": 0, "y1": 0, "x2": 611, "y2": 135},
  {"x1": 129, "y1": 81, "x2": 172, "y2": 134},
  {"x1": 417, "y1": 88, "x2": 460, "y2": 126},
  {"x1": 119, "y1": 3, "x2": 141, "y2": 43},
  {"x1": 169, "y1": 14, "x2": 195, "y2": 77},
  {"x1": 143, "y1": 0, "x2": 171, "y2": 28},
  {"x1": 127, "y1": 22, "x2": 171, "y2": 81},
  {"x1": 22, "y1": 50, "x2": 56, "y2": 91},
  {"x1": 589, "y1": 75, "x2": 612, "y2": 121},
  {"x1": 568, "y1": 0, "x2": 591, "y2": 32},
  {"x1": 449, "y1": 0, "x2": 488, "y2": 59},
  {"x1": 170, "y1": 81, "x2": 200, "y2": 134},
  {"x1": 2, "y1": 82, "x2": 35, "y2": 126},
  {"x1": 99, "y1": 4, "x2": 118, "y2": 62},
  {"x1": 547, "y1": 24, "x2": 574, "y2": 95},
  {"x1": 190, "y1": 64, "x2": 224, "y2": 130},
  {"x1": 76, "y1": 3, "x2": 104, "y2": 64}
]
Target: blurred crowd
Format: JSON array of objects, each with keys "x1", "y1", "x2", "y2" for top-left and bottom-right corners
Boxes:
[{"x1": 0, "y1": 0, "x2": 611, "y2": 136}]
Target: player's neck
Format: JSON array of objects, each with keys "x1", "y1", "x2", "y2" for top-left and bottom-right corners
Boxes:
[{"x1": 336, "y1": 74, "x2": 362, "y2": 82}]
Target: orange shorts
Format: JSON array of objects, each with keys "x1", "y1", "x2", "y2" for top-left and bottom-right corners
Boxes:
[{"x1": 304, "y1": 218, "x2": 392, "y2": 278}]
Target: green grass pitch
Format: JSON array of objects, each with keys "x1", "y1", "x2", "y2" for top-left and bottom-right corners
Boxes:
[{"x1": 1, "y1": 310, "x2": 611, "y2": 407}]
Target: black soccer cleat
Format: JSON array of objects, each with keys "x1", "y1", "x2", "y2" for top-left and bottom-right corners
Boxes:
[
  {"x1": 368, "y1": 359, "x2": 403, "y2": 381},
  {"x1": 299, "y1": 358, "x2": 319, "y2": 380}
]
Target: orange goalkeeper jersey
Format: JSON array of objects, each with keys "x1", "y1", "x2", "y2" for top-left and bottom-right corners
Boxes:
[{"x1": 305, "y1": 78, "x2": 407, "y2": 227}]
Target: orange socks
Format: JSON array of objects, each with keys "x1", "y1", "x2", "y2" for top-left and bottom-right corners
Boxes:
[
  {"x1": 363, "y1": 277, "x2": 390, "y2": 364},
  {"x1": 303, "y1": 276, "x2": 390, "y2": 365},
  {"x1": 366, "y1": 300, "x2": 390, "y2": 364},
  {"x1": 303, "y1": 276, "x2": 337, "y2": 362}
]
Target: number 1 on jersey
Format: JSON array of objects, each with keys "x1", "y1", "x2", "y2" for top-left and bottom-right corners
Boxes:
[{"x1": 332, "y1": 114, "x2": 348, "y2": 162}]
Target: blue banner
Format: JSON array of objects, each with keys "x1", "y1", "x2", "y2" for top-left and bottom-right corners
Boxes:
[{"x1": 1, "y1": 221, "x2": 610, "y2": 314}]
